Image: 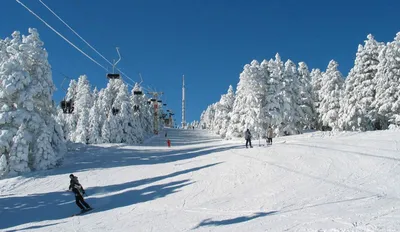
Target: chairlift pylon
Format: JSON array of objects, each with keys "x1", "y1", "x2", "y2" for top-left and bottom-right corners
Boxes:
[{"x1": 107, "y1": 47, "x2": 121, "y2": 80}]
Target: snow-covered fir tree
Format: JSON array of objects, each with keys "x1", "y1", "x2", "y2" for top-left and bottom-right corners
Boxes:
[
  {"x1": 310, "y1": 68, "x2": 324, "y2": 129},
  {"x1": 71, "y1": 75, "x2": 92, "y2": 143},
  {"x1": 200, "y1": 103, "x2": 217, "y2": 130},
  {"x1": 263, "y1": 55, "x2": 285, "y2": 136},
  {"x1": 130, "y1": 83, "x2": 151, "y2": 141},
  {"x1": 213, "y1": 85, "x2": 235, "y2": 138},
  {"x1": 87, "y1": 88, "x2": 102, "y2": 144},
  {"x1": 114, "y1": 82, "x2": 135, "y2": 143},
  {"x1": 373, "y1": 33, "x2": 400, "y2": 127},
  {"x1": 339, "y1": 35, "x2": 384, "y2": 131},
  {"x1": 226, "y1": 60, "x2": 265, "y2": 139},
  {"x1": 0, "y1": 29, "x2": 66, "y2": 177},
  {"x1": 297, "y1": 62, "x2": 316, "y2": 129},
  {"x1": 200, "y1": 32, "x2": 400, "y2": 138},
  {"x1": 319, "y1": 60, "x2": 345, "y2": 130},
  {"x1": 57, "y1": 79, "x2": 78, "y2": 140},
  {"x1": 279, "y1": 59, "x2": 302, "y2": 135}
]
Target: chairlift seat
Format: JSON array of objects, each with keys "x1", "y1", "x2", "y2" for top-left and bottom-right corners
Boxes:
[
  {"x1": 107, "y1": 73, "x2": 120, "y2": 79},
  {"x1": 133, "y1": 91, "x2": 143, "y2": 95}
]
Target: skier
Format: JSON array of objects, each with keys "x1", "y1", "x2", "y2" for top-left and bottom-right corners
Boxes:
[
  {"x1": 267, "y1": 126, "x2": 274, "y2": 145},
  {"x1": 244, "y1": 129, "x2": 253, "y2": 148},
  {"x1": 69, "y1": 174, "x2": 92, "y2": 213}
]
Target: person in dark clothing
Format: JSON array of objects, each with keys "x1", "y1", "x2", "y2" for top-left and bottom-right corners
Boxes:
[
  {"x1": 244, "y1": 129, "x2": 253, "y2": 148},
  {"x1": 267, "y1": 126, "x2": 274, "y2": 145},
  {"x1": 69, "y1": 174, "x2": 92, "y2": 211}
]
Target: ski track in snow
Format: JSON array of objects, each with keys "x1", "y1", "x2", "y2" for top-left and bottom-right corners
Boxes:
[{"x1": 1, "y1": 128, "x2": 400, "y2": 231}]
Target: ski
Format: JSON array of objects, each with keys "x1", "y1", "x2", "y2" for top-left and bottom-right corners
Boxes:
[{"x1": 71, "y1": 208, "x2": 94, "y2": 217}]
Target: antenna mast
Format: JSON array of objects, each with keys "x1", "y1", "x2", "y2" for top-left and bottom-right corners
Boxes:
[{"x1": 182, "y1": 75, "x2": 186, "y2": 128}]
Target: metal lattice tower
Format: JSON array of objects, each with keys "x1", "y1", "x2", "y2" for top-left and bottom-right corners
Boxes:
[{"x1": 182, "y1": 75, "x2": 186, "y2": 128}]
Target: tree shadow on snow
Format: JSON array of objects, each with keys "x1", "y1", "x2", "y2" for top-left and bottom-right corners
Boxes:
[
  {"x1": 24, "y1": 143, "x2": 239, "y2": 179},
  {"x1": 86, "y1": 162, "x2": 222, "y2": 195},
  {"x1": 193, "y1": 211, "x2": 278, "y2": 229},
  {"x1": 88, "y1": 179, "x2": 192, "y2": 214},
  {"x1": 0, "y1": 163, "x2": 219, "y2": 230},
  {"x1": 4, "y1": 222, "x2": 65, "y2": 232}
]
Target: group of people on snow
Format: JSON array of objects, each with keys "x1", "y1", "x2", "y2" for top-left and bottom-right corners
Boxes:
[{"x1": 244, "y1": 126, "x2": 274, "y2": 148}]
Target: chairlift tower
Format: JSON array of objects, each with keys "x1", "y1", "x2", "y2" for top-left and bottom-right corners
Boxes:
[
  {"x1": 147, "y1": 91, "x2": 164, "y2": 134},
  {"x1": 182, "y1": 75, "x2": 186, "y2": 128}
]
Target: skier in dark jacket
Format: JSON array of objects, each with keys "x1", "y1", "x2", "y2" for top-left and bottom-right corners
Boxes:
[
  {"x1": 244, "y1": 129, "x2": 253, "y2": 148},
  {"x1": 69, "y1": 174, "x2": 92, "y2": 212}
]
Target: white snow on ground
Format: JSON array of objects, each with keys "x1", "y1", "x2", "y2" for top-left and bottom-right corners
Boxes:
[{"x1": 1, "y1": 128, "x2": 400, "y2": 232}]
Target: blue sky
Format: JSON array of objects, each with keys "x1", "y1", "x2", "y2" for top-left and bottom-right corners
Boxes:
[{"x1": 2, "y1": 0, "x2": 399, "y2": 124}]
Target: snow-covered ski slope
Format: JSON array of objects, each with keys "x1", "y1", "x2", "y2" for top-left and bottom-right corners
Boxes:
[{"x1": 1, "y1": 128, "x2": 400, "y2": 232}]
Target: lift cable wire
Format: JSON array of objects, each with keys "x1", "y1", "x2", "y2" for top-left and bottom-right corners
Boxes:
[
  {"x1": 38, "y1": 0, "x2": 137, "y2": 86},
  {"x1": 16, "y1": 0, "x2": 109, "y2": 72},
  {"x1": 16, "y1": 0, "x2": 134, "y2": 88}
]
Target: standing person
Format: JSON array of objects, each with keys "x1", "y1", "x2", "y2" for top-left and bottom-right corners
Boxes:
[
  {"x1": 267, "y1": 126, "x2": 274, "y2": 145},
  {"x1": 69, "y1": 174, "x2": 92, "y2": 212},
  {"x1": 244, "y1": 129, "x2": 253, "y2": 148}
]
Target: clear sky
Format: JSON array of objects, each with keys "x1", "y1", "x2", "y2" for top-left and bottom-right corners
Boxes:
[{"x1": 1, "y1": 0, "x2": 399, "y2": 124}]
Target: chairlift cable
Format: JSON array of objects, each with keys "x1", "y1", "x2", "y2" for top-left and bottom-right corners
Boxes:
[
  {"x1": 16, "y1": 0, "x2": 109, "y2": 72},
  {"x1": 38, "y1": 0, "x2": 138, "y2": 86},
  {"x1": 17, "y1": 0, "x2": 134, "y2": 89}
]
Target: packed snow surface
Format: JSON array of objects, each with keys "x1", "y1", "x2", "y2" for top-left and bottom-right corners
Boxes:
[{"x1": 1, "y1": 128, "x2": 400, "y2": 231}]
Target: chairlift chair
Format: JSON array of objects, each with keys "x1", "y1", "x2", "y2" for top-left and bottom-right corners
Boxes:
[
  {"x1": 107, "y1": 73, "x2": 120, "y2": 79},
  {"x1": 60, "y1": 99, "x2": 74, "y2": 114},
  {"x1": 133, "y1": 90, "x2": 143, "y2": 95},
  {"x1": 112, "y1": 107, "x2": 120, "y2": 115}
]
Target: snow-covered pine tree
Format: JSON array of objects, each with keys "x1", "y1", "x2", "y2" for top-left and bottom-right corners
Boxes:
[
  {"x1": 310, "y1": 68, "x2": 324, "y2": 129},
  {"x1": 0, "y1": 29, "x2": 66, "y2": 177},
  {"x1": 200, "y1": 104, "x2": 217, "y2": 130},
  {"x1": 100, "y1": 78, "x2": 121, "y2": 142},
  {"x1": 57, "y1": 79, "x2": 78, "y2": 140},
  {"x1": 87, "y1": 87, "x2": 101, "y2": 143},
  {"x1": 72, "y1": 75, "x2": 92, "y2": 143},
  {"x1": 114, "y1": 82, "x2": 134, "y2": 143},
  {"x1": 373, "y1": 33, "x2": 400, "y2": 128},
  {"x1": 263, "y1": 55, "x2": 285, "y2": 136},
  {"x1": 226, "y1": 60, "x2": 265, "y2": 139},
  {"x1": 280, "y1": 59, "x2": 302, "y2": 135},
  {"x1": 130, "y1": 83, "x2": 147, "y2": 142},
  {"x1": 101, "y1": 118, "x2": 111, "y2": 143},
  {"x1": 319, "y1": 60, "x2": 345, "y2": 131},
  {"x1": 213, "y1": 85, "x2": 235, "y2": 138},
  {"x1": 297, "y1": 62, "x2": 316, "y2": 129},
  {"x1": 339, "y1": 34, "x2": 384, "y2": 131},
  {"x1": 88, "y1": 98, "x2": 102, "y2": 144}
]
